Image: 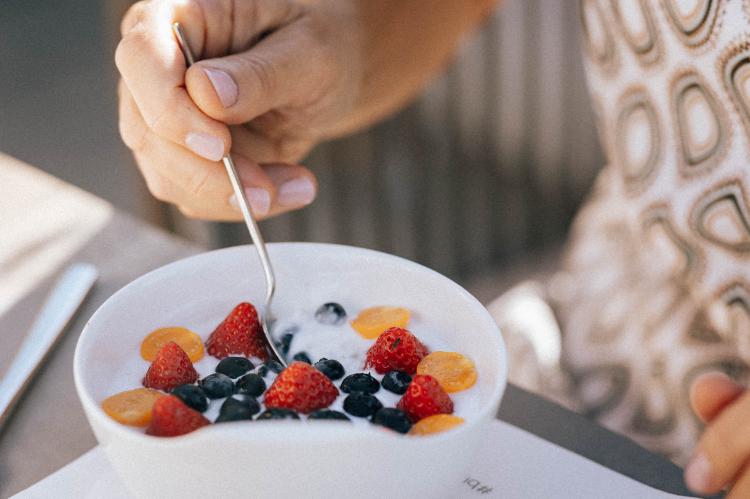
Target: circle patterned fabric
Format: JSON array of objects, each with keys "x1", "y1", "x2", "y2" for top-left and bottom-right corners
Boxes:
[{"x1": 556, "y1": 0, "x2": 750, "y2": 463}]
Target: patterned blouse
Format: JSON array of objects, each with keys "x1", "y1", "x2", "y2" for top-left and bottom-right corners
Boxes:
[{"x1": 493, "y1": 0, "x2": 750, "y2": 464}]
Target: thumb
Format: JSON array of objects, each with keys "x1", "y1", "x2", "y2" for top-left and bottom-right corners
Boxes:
[
  {"x1": 690, "y1": 371, "x2": 744, "y2": 424},
  {"x1": 185, "y1": 24, "x2": 327, "y2": 125}
]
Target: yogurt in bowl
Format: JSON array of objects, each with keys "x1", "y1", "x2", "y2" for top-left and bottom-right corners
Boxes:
[{"x1": 74, "y1": 243, "x2": 507, "y2": 499}]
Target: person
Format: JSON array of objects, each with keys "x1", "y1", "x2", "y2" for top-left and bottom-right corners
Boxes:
[
  {"x1": 116, "y1": 1, "x2": 750, "y2": 495},
  {"x1": 115, "y1": 0, "x2": 495, "y2": 219}
]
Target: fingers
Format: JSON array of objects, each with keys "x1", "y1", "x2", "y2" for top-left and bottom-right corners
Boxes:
[
  {"x1": 729, "y1": 463, "x2": 750, "y2": 499},
  {"x1": 228, "y1": 162, "x2": 317, "y2": 219},
  {"x1": 686, "y1": 390, "x2": 750, "y2": 495},
  {"x1": 116, "y1": 0, "x2": 320, "y2": 219},
  {"x1": 120, "y1": 1, "x2": 145, "y2": 36},
  {"x1": 138, "y1": 134, "x2": 271, "y2": 220},
  {"x1": 231, "y1": 124, "x2": 315, "y2": 164},
  {"x1": 117, "y1": 0, "x2": 313, "y2": 163},
  {"x1": 139, "y1": 130, "x2": 317, "y2": 220},
  {"x1": 118, "y1": 80, "x2": 149, "y2": 152},
  {"x1": 262, "y1": 163, "x2": 317, "y2": 217},
  {"x1": 185, "y1": 20, "x2": 334, "y2": 125},
  {"x1": 690, "y1": 372, "x2": 745, "y2": 424},
  {"x1": 121, "y1": 81, "x2": 259, "y2": 218},
  {"x1": 120, "y1": 80, "x2": 316, "y2": 220},
  {"x1": 116, "y1": 1, "x2": 231, "y2": 162},
  {"x1": 686, "y1": 372, "x2": 745, "y2": 496}
]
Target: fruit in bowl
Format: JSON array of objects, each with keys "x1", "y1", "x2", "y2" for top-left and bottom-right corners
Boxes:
[
  {"x1": 74, "y1": 243, "x2": 506, "y2": 499},
  {"x1": 101, "y1": 294, "x2": 479, "y2": 438}
]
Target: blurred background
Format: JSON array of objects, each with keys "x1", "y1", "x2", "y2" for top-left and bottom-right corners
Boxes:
[{"x1": 0, "y1": 0, "x2": 603, "y2": 300}]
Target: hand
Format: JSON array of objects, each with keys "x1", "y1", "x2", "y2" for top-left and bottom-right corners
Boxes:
[
  {"x1": 686, "y1": 371, "x2": 747, "y2": 497},
  {"x1": 116, "y1": 0, "x2": 362, "y2": 220}
]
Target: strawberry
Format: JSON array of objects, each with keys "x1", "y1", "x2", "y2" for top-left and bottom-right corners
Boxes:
[
  {"x1": 397, "y1": 374, "x2": 454, "y2": 422},
  {"x1": 205, "y1": 302, "x2": 268, "y2": 360},
  {"x1": 264, "y1": 362, "x2": 339, "y2": 414},
  {"x1": 142, "y1": 341, "x2": 198, "y2": 392},
  {"x1": 364, "y1": 327, "x2": 429, "y2": 374},
  {"x1": 146, "y1": 395, "x2": 210, "y2": 437}
]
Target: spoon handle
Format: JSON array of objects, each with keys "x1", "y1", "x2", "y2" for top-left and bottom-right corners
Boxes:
[{"x1": 172, "y1": 22, "x2": 286, "y2": 366}]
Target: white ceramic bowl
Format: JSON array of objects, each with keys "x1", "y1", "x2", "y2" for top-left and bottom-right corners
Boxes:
[{"x1": 74, "y1": 243, "x2": 506, "y2": 499}]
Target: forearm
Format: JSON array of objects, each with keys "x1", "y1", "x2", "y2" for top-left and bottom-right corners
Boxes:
[{"x1": 323, "y1": 0, "x2": 499, "y2": 137}]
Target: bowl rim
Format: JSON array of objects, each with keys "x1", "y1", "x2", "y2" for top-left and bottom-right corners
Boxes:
[{"x1": 74, "y1": 242, "x2": 507, "y2": 447}]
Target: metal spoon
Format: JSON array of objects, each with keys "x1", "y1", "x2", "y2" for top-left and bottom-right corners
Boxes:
[{"x1": 172, "y1": 22, "x2": 286, "y2": 367}]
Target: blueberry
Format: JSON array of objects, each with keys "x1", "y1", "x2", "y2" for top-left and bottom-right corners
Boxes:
[
  {"x1": 215, "y1": 395, "x2": 260, "y2": 423},
  {"x1": 274, "y1": 326, "x2": 298, "y2": 356},
  {"x1": 199, "y1": 373, "x2": 234, "y2": 399},
  {"x1": 343, "y1": 392, "x2": 383, "y2": 418},
  {"x1": 279, "y1": 332, "x2": 295, "y2": 356},
  {"x1": 371, "y1": 408, "x2": 412, "y2": 434},
  {"x1": 315, "y1": 302, "x2": 347, "y2": 325},
  {"x1": 340, "y1": 373, "x2": 380, "y2": 394},
  {"x1": 381, "y1": 371, "x2": 412, "y2": 395},
  {"x1": 256, "y1": 408, "x2": 300, "y2": 420},
  {"x1": 257, "y1": 360, "x2": 285, "y2": 377},
  {"x1": 215, "y1": 357, "x2": 254, "y2": 378},
  {"x1": 308, "y1": 409, "x2": 350, "y2": 421},
  {"x1": 171, "y1": 384, "x2": 208, "y2": 412},
  {"x1": 292, "y1": 352, "x2": 312, "y2": 364},
  {"x1": 314, "y1": 358, "x2": 345, "y2": 381},
  {"x1": 235, "y1": 372, "x2": 266, "y2": 397}
]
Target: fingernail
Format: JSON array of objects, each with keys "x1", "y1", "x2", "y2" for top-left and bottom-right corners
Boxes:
[
  {"x1": 229, "y1": 188, "x2": 270, "y2": 216},
  {"x1": 685, "y1": 452, "x2": 711, "y2": 492},
  {"x1": 186, "y1": 132, "x2": 224, "y2": 162},
  {"x1": 278, "y1": 177, "x2": 316, "y2": 207},
  {"x1": 204, "y1": 68, "x2": 238, "y2": 108}
]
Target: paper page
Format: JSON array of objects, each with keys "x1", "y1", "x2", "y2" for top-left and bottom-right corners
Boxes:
[
  {"x1": 15, "y1": 421, "x2": 695, "y2": 499},
  {"x1": 459, "y1": 421, "x2": 694, "y2": 498}
]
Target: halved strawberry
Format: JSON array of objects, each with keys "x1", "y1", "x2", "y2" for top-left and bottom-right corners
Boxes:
[
  {"x1": 146, "y1": 395, "x2": 210, "y2": 437},
  {"x1": 264, "y1": 362, "x2": 339, "y2": 414},
  {"x1": 364, "y1": 327, "x2": 429, "y2": 374},
  {"x1": 142, "y1": 341, "x2": 198, "y2": 392},
  {"x1": 205, "y1": 302, "x2": 268, "y2": 360},
  {"x1": 397, "y1": 374, "x2": 454, "y2": 422}
]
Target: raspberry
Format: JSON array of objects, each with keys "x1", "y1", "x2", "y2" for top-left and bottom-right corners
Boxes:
[
  {"x1": 264, "y1": 362, "x2": 339, "y2": 414},
  {"x1": 397, "y1": 374, "x2": 454, "y2": 422},
  {"x1": 146, "y1": 395, "x2": 210, "y2": 437},
  {"x1": 205, "y1": 302, "x2": 268, "y2": 360},
  {"x1": 364, "y1": 327, "x2": 429, "y2": 374},
  {"x1": 142, "y1": 341, "x2": 198, "y2": 392}
]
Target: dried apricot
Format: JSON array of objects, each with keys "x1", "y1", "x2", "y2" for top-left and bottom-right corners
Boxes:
[
  {"x1": 409, "y1": 414, "x2": 465, "y2": 435},
  {"x1": 416, "y1": 351, "x2": 477, "y2": 393},
  {"x1": 350, "y1": 306, "x2": 410, "y2": 339},
  {"x1": 141, "y1": 327, "x2": 204, "y2": 363},
  {"x1": 102, "y1": 388, "x2": 165, "y2": 426}
]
